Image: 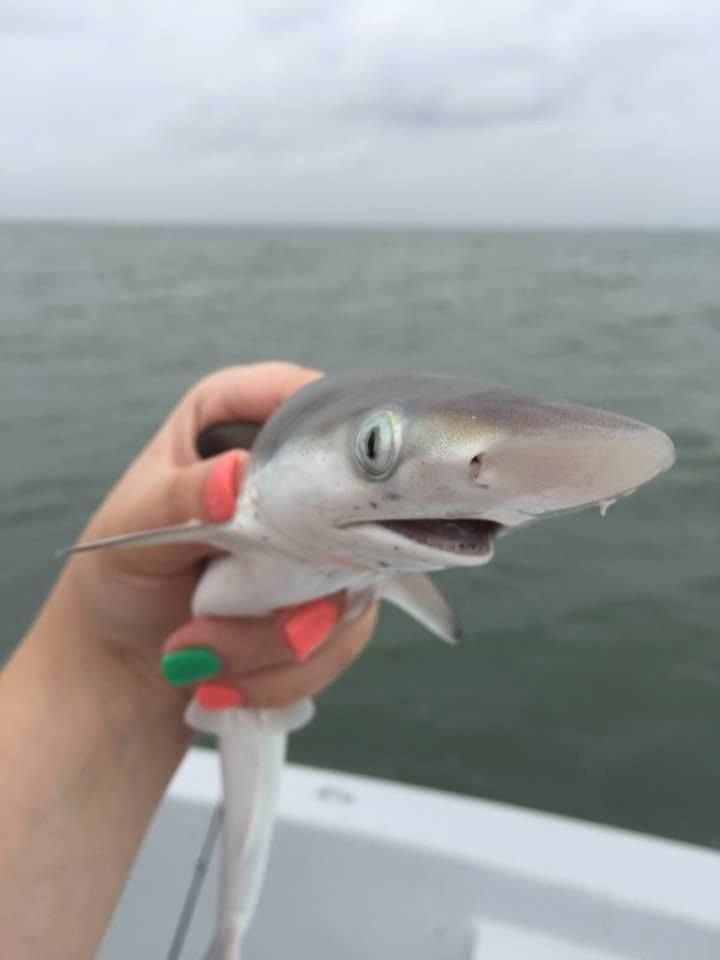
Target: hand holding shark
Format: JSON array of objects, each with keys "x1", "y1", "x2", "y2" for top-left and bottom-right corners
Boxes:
[{"x1": 61, "y1": 362, "x2": 375, "y2": 709}]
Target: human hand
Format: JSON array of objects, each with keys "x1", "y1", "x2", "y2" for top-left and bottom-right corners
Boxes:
[{"x1": 41, "y1": 362, "x2": 377, "y2": 713}]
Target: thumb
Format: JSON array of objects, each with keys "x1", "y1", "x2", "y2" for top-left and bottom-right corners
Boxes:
[{"x1": 88, "y1": 449, "x2": 248, "y2": 575}]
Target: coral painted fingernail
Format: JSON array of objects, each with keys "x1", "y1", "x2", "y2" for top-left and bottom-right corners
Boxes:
[
  {"x1": 280, "y1": 599, "x2": 338, "y2": 662},
  {"x1": 204, "y1": 450, "x2": 242, "y2": 522},
  {"x1": 196, "y1": 682, "x2": 243, "y2": 709},
  {"x1": 161, "y1": 647, "x2": 221, "y2": 686}
]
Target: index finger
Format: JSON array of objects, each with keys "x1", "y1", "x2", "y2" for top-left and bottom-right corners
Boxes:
[{"x1": 164, "y1": 362, "x2": 323, "y2": 465}]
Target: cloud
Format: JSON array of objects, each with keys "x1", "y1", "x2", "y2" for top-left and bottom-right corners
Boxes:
[
  {"x1": 163, "y1": 1, "x2": 587, "y2": 151},
  {"x1": 350, "y1": 47, "x2": 579, "y2": 128},
  {"x1": 0, "y1": 1, "x2": 86, "y2": 36},
  {"x1": 0, "y1": 0, "x2": 719, "y2": 223},
  {"x1": 159, "y1": 0, "x2": 716, "y2": 152}
]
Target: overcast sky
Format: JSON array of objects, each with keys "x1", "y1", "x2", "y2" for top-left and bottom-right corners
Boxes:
[{"x1": 1, "y1": 0, "x2": 719, "y2": 226}]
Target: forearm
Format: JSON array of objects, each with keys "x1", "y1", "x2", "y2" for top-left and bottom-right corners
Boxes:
[{"x1": 0, "y1": 578, "x2": 191, "y2": 960}]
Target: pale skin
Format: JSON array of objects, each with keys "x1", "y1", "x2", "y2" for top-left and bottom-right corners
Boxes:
[{"x1": 0, "y1": 362, "x2": 377, "y2": 960}]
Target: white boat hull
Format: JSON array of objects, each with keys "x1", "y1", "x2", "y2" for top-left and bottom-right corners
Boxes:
[{"x1": 100, "y1": 747, "x2": 720, "y2": 959}]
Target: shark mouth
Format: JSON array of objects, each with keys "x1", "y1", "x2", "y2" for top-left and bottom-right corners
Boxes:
[{"x1": 379, "y1": 519, "x2": 504, "y2": 556}]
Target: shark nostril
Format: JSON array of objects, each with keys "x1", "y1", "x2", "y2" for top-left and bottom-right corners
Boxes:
[{"x1": 469, "y1": 454, "x2": 489, "y2": 488}]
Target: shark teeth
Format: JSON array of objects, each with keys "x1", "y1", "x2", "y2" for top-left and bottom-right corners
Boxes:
[{"x1": 379, "y1": 519, "x2": 504, "y2": 556}]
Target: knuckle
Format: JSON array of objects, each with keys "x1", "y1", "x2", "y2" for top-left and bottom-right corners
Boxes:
[
  {"x1": 250, "y1": 688, "x2": 293, "y2": 709},
  {"x1": 166, "y1": 468, "x2": 189, "y2": 513},
  {"x1": 192, "y1": 365, "x2": 241, "y2": 393},
  {"x1": 182, "y1": 365, "x2": 248, "y2": 412}
]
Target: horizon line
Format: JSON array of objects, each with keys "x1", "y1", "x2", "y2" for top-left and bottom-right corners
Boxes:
[{"x1": 1, "y1": 215, "x2": 719, "y2": 233}]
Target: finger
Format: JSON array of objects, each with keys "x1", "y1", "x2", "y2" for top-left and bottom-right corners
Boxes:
[
  {"x1": 165, "y1": 362, "x2": 323, "y2": 464},
  {"x1": 228, "y1": 602, "x2": 377, "y2": 708},
  {"x1": 161, "y1": 614, "x2": 295, "y2": 676},
  {"x1": 161, "y1": 595, "x2": 345, "y2": 680}
]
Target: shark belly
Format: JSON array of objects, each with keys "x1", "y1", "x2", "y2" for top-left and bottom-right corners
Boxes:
[{"x1": 192, "y1": 546, "x2": 377, "y2": 618}]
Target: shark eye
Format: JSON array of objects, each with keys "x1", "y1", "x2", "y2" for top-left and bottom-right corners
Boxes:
[{"x1": 355, "y1": 411, "x2": 401, "y2": 479}]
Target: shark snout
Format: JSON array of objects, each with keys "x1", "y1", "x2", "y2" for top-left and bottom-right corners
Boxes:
[{"x1": 470, "y1": 410, "x2": 675, "y2": 528}]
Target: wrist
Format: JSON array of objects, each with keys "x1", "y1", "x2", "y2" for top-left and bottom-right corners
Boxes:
[
  {"x1": 0, "y1": 579, "x2": 192, "y2": 957},
  {"x1": 1, "y1": 577, "x2": 193, "y2": 829}
]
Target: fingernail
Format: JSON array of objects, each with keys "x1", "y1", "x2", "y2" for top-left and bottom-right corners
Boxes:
[
  {"x1": 204, "y1": 450, "x2": 242, "y2": 522},
  {"x1": 196, "y1": 682, "x2": 243, "y2": 709},
  {"x1": 161, "y1": 647, "x2": 221, "y2": 686},
  {"x1": 280, "y1": 599, "x2": 338, "y2": 662}
]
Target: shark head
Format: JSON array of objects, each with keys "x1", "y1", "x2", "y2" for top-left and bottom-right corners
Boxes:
[
  {"x1": 242, "y1": 371, "x2": 675, "y2": 573},
  {"x1": 63, "y1": 370, "x2": 674, "y2": 574}
]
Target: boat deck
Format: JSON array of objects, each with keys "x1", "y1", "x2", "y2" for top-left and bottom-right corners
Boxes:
[{"x1": 100, "y1": 748, "x2": 720, "y2": 959}]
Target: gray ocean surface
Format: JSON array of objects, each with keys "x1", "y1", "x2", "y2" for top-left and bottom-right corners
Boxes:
[{"x1": 1, "y1": 222, "x2": 718, "y2": 847}]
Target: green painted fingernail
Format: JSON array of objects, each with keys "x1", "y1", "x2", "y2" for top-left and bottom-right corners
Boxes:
[{"x1": 161, "y1": 647, "x2": 221, "y2": 686}]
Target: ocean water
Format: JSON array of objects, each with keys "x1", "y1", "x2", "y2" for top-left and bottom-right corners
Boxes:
[{"x1": 1, "y1": 222, "x2": 718, "y2": 847}]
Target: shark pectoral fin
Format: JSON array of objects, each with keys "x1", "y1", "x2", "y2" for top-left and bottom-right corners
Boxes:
[
  {"x1": 379, "y1": 573, "x2": 462, "y2": 644},
  {"x1": 57, "y1": 519, "x2": 236, "y2": 558}
]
